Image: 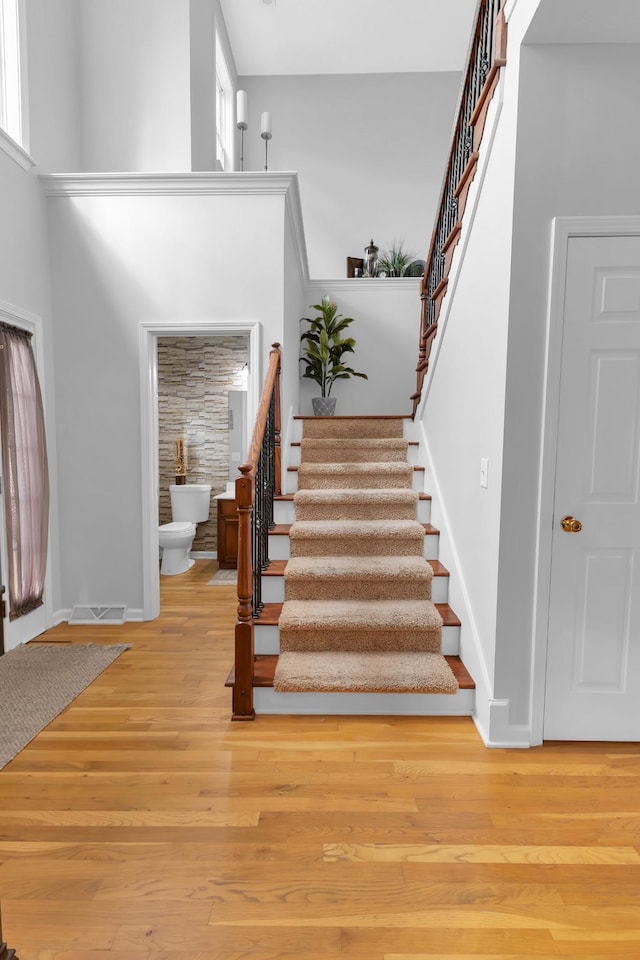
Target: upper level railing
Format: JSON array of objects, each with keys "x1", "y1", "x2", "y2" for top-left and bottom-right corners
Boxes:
[
  {"x1": 411, "y1": 0, "x2": 507, "y2": 418},
  {"x1": 232, "y1": 343, "x2": 282, "y2": 720}
]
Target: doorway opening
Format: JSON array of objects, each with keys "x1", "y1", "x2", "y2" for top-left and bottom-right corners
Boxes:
[{"x1": 139, "y1": 320, "x2": 262, "y2": 620}]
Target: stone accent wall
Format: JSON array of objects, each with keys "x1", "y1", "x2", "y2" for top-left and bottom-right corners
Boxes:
[{"x1": 157, "y1": 336, "x2": 249, "y2": 552}]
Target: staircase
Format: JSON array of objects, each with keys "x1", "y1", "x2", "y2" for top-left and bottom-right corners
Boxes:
[{"x1": 246, "y1": 415, "x2": 474, "y2": 716}]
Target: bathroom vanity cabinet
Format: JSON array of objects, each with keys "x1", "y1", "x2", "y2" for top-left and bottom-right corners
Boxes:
[{"x1": 216, "y1": 495, "x2": 238, "y2": 569}]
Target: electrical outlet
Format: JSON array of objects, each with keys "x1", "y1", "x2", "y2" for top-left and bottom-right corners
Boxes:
[{"x1": 480, "y1": 458, "x2": 489, "y2": 488}]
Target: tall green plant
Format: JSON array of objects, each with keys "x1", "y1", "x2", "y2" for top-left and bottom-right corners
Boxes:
[{"x1": 299, "y1": 296, "x2": 368, "y2": 398}]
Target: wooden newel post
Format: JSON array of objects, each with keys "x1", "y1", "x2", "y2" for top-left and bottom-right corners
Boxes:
[{"x1": 233, "y1": 468, "x2": 255, "y2": 720}]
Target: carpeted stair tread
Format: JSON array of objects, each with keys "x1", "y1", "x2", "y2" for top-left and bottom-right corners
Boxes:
[
  {"x1": 257, "y1": 601, "x2": 458, "y2": 627},
  {"x1": 263, "y1": 414, "x2": 471, "y2": 702},
  {"x1": 290, "y1": 519, "x2": 426, "y2": 538},
  {"x1": 297, "y1": 461, "x2": 414, "y2": 490},
  {"x1": 300, "y1": 417, "x2": 405, "y2": 439},
  {"x1": 284, "y1": 556, "x2": 433, "y2": 601},
  {"x1": 300, "y1": 438, "x2": 409, "y2": 463},
  {"x1": 289, "y1": 519, "x2": 426, "y2": 557},
  {"x1": 279, "y1": 599, "x2": 443, "y2": 652},
  {"x1": 293, "y1": 487, "x2": 419, "y2": 521},
  {"x1": 273, "y1": 650, "x2": 458, "y2": 694}
]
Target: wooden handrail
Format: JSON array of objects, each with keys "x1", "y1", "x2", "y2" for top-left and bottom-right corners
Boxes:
[
  {"x1": 411, "y1": 0, "x2": 508, "y2": 418},
  {"x1": 232, "y1": 343, "x2": 281, "y2": 720}
]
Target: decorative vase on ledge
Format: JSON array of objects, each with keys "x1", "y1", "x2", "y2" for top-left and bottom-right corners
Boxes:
[{"x1": 312, "y1": 397, "x2": 337, "y2": 416}]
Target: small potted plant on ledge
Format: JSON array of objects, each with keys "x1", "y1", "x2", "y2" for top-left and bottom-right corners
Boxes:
[
  {"x1": 300, "y1": 295, "x2": 368, "y2": 415},
  {"x1": 377, "y1": 241, "x2": 424, "y2": 278}
]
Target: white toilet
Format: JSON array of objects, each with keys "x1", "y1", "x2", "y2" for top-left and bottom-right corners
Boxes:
[{"x1": 158, "y1": 483, "x2": 212, "y2": 576}]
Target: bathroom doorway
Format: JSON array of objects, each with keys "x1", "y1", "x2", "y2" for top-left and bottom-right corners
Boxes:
[
  {"x1": 156, "y1": 335, "x2": 249, "y2": 560},
  {"x1": 139, "y1": 320, "x2": 262, "y2": 621}
]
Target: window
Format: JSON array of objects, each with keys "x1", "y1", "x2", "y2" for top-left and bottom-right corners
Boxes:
[
  {"x1": 215, "y1": 31, "x2": 233, "y2": 171},
  {"x1": 0, "y1": 0, "x2": 25, "y2": 146}
]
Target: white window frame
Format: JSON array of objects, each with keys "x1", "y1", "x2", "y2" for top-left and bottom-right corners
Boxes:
[
  {"x1": 214, "y1": 30, "x2": 233, "y2": 172},
  {"x1": 0, "y1": 0, "x2": 31, "y2": 168}
]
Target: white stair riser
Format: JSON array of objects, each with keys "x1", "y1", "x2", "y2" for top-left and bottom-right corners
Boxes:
[
  {"x1": 255, "y1": 623, "x2": 460, "y2": 657},
  {"x1": 268, "y1": 532, "x2": 439, "y2": 562},
  {"x1": 273, "y1": 498, "x2": 431, "y2": 525},
  {"x1": 262, "y1": 572, "x2": 449, "y2": 605},
  {"x1": 285, "y1": 470, "x2": 425, "y2": 494},
  {"x1": 253, "y1": 686, "x2": 474, "y2": 716}
]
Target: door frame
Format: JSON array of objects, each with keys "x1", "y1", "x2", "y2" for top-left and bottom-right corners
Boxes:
[
  {"x1": 139, "y1": 318, "x2": 262, "y2": 621},
  {"x1": 0, "y1": 297, "x2": 54, "y2": 648},
  {"x1": 530, "y1": 216, "x2": 640, "y2": 744}
]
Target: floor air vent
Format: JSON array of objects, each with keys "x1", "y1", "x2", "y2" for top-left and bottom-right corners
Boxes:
[{"x1": 69, "y1": 605, "x2": 127, "y2": 625}]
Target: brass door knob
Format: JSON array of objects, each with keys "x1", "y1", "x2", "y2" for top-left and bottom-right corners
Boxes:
[{"x1": 561, "y1": 515, "x2": 582, "y2": 533}]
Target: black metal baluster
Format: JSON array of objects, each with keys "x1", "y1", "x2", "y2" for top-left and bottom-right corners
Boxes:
[{"x1": 250, "y1": 390, "x2": 277, "y2": 619}]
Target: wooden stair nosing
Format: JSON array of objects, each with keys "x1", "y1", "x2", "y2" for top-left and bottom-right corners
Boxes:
[
  {"x1": 226, "y1": 654, "x2": 475, "y2": 690},
  {"x1": 275, "y1": 492, "x2": 432, "y2": 502},
  {"x1": 287, "y1": 464, "x2": 426, "y2": 473},
  {"x1": 254, "y1": 601, "x2": 460, "y2": 628},
  {"x1": 293, "y1": 414, "x2": 411, "y2": 421},
  {"x1": 291, "y1": 440, "x2": 419, "y2": 448}
]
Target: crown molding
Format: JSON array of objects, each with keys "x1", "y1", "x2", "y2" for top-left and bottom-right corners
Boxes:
[
  {"x1": 305, "y1": 277, "x2": 420, "y2": 293},
  {"x1": 39, "y1": 170, "x2": 301, "y2": 197}
]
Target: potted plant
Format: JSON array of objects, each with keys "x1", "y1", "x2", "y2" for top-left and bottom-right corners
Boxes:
[
  {"x1": 377, "y1": 241, "x2": 424, "y2": 278},
  {"x1": 299, "y1": 295, "x2": 368, "y2": 415}
]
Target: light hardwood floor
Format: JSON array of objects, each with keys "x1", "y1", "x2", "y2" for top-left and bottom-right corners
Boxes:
[{"x1": 1, "y1": 558, "x2": 639, "y2": 958}]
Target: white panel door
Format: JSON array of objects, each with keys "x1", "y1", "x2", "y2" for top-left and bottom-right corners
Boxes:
[{"x1": 544, "y1": 236, "x2": 640, "y2": 741}]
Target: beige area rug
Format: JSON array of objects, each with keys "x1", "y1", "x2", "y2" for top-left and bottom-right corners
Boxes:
[
  {"x1": 0, "y1": 643, "x2": 130, "y2": 771},
  {"x1": 208, "y1": 568, "x2": 237, "y2": 585}
]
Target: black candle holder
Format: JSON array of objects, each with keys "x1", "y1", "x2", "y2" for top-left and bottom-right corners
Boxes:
[
  {"x1": 261, "y1": 130, "x2": 272, "y2": 171},
  {"x1": 237, "y1": 121, "x2": 247, "y2": 171}
]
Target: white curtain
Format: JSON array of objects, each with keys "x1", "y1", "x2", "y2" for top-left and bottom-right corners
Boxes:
[{"x1": 0, "y1": 323, "x2": 49, "y2": 621}]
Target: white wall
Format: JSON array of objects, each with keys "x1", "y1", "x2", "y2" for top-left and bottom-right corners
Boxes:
[
  {"x1": 0, "y1": 151, "x2": 61, "y2": 628},
  {"x1": 300, "y1": 279, "x2": 421, "y2": 416},
  {"x1": 188, "y1": 0, "x2": 217, "y2": 173},
  {"x1": 282, "y1": 208, "x2": 305, "y2": 446},
  {"x1": 417, "y1": 69, "x2": 517, "y2": 738},
  {"x1": 25, "y1": 0, "x2": 81, "y2": 171},
  {"x1": 78, "y1": 0, "x2": 192, "y2": 171},
  {"x1": 238, "y1": 72, "x2": 461, "y2": 278},
  {"x1": 45, "y1": 186, "x2": 295, "y2": 614},
  {"x1": 495, "y1": 40, "x2": 640, "y2": 726},
  {"x1": 419, "y1": 0, "x2": 640, "y2": 742}
]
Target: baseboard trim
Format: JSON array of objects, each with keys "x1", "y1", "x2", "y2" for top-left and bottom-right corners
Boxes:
[
  {"x1": 474, "y1": 699, "x2": 533, "y2": 748},
  {"x1": 54, "y1": 607, "x2": 145, "y2": 625}
]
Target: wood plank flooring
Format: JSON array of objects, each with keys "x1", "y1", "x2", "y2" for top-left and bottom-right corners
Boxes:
[{"x1": 1, "y1": 558, "x2": 639, "y2": 958}]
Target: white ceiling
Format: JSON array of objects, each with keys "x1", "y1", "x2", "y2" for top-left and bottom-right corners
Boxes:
[{"x1": 219, "y1": 0, "x2": 479, "y2": 76}]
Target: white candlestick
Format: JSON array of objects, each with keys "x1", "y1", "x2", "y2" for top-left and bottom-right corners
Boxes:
[
  {"x1": 260, "y1": 111, "x2": 271, "y2": 136},
  {"x1": 236, "y1": 90, "x2": 248, "y2": 128}
]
